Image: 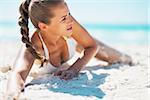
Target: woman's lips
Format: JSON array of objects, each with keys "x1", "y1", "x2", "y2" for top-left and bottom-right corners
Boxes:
[
  {"x1": 64, "y1": 27, "x2": 73, "y2": 38},
  {"x1": 67, "y1": 27, "x2": 72, "y2": 31}
]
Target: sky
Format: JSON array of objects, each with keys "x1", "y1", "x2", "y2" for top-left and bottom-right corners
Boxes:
[
  {"x1": 66, "y1": 0, "x2": 149, "y2": 24},
  {"x1": 0, "y1": 0, "x2": 149, "y2": 25}
]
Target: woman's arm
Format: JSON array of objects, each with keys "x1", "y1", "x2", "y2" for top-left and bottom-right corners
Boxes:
[
  {"x1": 71, "y1": 17, "x2": 132, "y2": 65},
  {"x1": 5, "y1": 45, "x2": 35, "y2": 99},
  {"x1": 69, "y1": 16, "x2": 98, "y2": 71},
  {"x1": 55, "y1": 16, "x2": 98, "y2": 80}
]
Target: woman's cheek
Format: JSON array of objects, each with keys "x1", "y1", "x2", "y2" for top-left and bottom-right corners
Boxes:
[{"x1": 59, "y1": 26, "x2": 67, "y2": 35}]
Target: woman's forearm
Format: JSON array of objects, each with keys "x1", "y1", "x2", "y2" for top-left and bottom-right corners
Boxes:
[
  {"x1": 5, "y1": 71, "x2": 25, "y2": 99},
  {"x1": 69, "y1": 45, "x2": 98, "y2": 72}
]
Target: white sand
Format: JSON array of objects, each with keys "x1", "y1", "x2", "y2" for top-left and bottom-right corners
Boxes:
[{"x1": 0, "y1": 40, "x2": 149, "y2": 100}]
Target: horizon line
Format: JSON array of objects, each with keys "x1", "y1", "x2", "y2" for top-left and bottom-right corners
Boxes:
[{"x1": 0, "y1": 21, "x2": 149, "y2": 31}]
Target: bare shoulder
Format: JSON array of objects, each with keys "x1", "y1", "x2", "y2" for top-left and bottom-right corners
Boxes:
[
  {"x1": 31, "y1": 31, "x2": 43, "y2": 52},
  {"x1": 71, "y1": 16, "x2": 96, "y2": 48}
]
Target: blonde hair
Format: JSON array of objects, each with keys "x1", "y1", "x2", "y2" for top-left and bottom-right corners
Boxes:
[{"x1": 19, "y1": 0, "x2": 63, "y2": 66}]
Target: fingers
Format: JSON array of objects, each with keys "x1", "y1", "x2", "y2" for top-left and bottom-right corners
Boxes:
[
  {"x1": 4, "y1": 91, "x2": 21, "y2": 100},
  {"x1": 54, "y1": 70, "x2": 78, "y2": 80},
  {"x1": 53, "y1": 70, "x2": 63, "y2": 76},
  {"x1": 60, "y1": 72, "x2": 72, "y2": 80},
  {"x1": 63, "y1": 74, "x2": 73, "y2": 80},
  {"x1": 60, "y1": 71, "x2": 76, "y2": 80},
  {"x1": 13, "y1": 92, "x2": 21, "y2": 100},
  {"x1": 54, "y1": 70, "x2": 72, "y2": 80}
]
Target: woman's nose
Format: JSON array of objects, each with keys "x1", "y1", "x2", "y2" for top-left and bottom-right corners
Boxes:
[{"x1": 67, "y1": 16, "x2": 73, "y2": 25}]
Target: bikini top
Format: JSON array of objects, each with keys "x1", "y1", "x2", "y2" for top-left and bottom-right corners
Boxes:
[{"x1": 38, "y1": 32, "x2": 77, "y2": 64}]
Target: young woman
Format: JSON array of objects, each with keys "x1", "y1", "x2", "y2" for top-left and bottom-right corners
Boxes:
[{"x1": 5, "y1": 0, "x2": 132, "y2": 99}]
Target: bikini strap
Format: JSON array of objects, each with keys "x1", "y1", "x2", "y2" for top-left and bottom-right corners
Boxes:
[{"x1": 38, "y1": 32, "x2": 50, "y2": 60}]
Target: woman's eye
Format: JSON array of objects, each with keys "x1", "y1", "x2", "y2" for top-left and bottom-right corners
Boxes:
[
  {"x1": 61, "y1": 13, "x2": 71, "y2": 22},
  {"x1": 62, "y1": 17, "x2": 66, "y2": 22}
]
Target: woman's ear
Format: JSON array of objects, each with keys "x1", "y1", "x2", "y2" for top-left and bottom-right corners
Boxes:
[{"x1": 38, "y1": 22, "x2": 47, "y2": 31}]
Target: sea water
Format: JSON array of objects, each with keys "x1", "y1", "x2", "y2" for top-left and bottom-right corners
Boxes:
[
  {"x1": 0, "y1": 21, "x2": 149, "y2": 45},
  {"x1": 0, "y1": 0, "x2": 149, "y2": 45}
]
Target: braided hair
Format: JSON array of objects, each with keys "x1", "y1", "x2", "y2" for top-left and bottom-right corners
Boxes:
[{"x1": 18, "y1": 0, "x2": 63, "y2": 66}]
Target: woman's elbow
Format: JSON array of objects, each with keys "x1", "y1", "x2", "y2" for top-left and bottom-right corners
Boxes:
[
  {"x1": 93, "y1": 43, "x2": 99, "y2": 54},
  {"x1": 87, "y1": 43, "x2": 99, "y2": 55}
]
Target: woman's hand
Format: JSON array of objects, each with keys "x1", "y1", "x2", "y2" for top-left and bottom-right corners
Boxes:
[
  {"x1": 54, "y1": 69, "x2": 79, "y2": 80},
  {"x1": 4, "y1": 72, "x2": 24, "y2": 100}
]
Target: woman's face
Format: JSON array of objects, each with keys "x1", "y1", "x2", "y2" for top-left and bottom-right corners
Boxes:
[{"x1": 45, "y1": 3, "x2": 73, "y2": 38}]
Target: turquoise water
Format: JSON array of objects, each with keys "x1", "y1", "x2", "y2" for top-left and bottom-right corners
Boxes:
[
  {"x1": 83, "y1": 24, "x2": 149, "y2": 45},
  {"x1": 0, "y1": 21, "x2": 149, "y2": 45},
  {"x1": 0, "y1": 0, "x2": 149, "y2": 45}
]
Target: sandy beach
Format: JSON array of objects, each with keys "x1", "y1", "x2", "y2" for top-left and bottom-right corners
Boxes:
[{"x1": 0, "y1": 40, "x2": 149, "y2": 100}]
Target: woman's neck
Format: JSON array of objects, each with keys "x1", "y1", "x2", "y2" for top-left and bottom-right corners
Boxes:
[{"x1": 39, "y1": 30, "x2": 60, "y2": 46}]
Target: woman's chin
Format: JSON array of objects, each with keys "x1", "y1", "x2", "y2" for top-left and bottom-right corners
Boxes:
[{"x1": 67, "y1": 30, "x2": 73, "y2": 36}]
